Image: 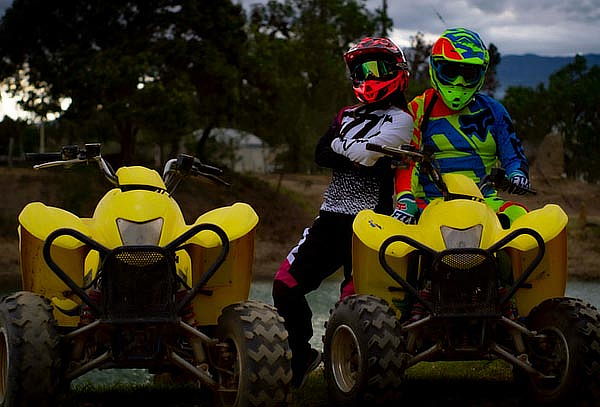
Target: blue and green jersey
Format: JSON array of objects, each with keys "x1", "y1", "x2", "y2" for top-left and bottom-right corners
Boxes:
[{"x1": 395, "y1": 88, "x2": 528, "y2": 201}]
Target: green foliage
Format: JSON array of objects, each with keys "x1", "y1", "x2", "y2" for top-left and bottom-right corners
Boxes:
[
  {"x1": 0, "y1": 0, "x2": 247, "y2": 164},
  {"x1": 2, "y1": 0, "x2": 499, "y2": 173},
  {"x1": 373, "y1": 0, "x2": 393, "y2": 37},
  {"x1": 405, "y1": 32, "x2": 432, "y2": 100},
  {"x1": 547, "y1": 55, "x2": 600, "y2": 181},
  {"x1": 242, "y1": 0, "x2": 378, "y2": 172},
  {"x1": 482, "y1": 43, "x2": 501, "y2": 96},
  {"x1": 502, "y1": 84, "x2": 552, "y2": 146},
  {"x1": 503, "y1": 55, "x2": 600, "y2": 182}
]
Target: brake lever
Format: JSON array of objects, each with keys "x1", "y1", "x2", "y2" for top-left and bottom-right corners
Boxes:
[
  {"x1": 193, "y1": 157, "x2": 223, "y2": 176},
  {"x1": 191, "y1": 169, "x2": 231, "y2": 187},
  {"x1": 33, "y1": 158, "x2": 85, "y2": 170}
]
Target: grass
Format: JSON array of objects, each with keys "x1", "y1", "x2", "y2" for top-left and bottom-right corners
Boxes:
[{"x1": 64, "y1": 361, "x2": 519, "y2": 407}]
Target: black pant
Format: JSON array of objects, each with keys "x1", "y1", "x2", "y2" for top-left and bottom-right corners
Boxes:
[{"x1": 272, "y1": 211, "x2": 354, "y2": 374}]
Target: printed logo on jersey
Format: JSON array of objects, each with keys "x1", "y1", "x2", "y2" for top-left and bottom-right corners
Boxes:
[
  {"x1": 459, "y1": 108, "x2": 494, "y2": 143},
  {"x1": 338, "y1": 109, "x2": 393, "y2": 151}
]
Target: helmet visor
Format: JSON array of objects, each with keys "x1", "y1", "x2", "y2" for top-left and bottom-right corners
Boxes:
[
  {"x1": 350, "y1": 59, "x2": 399, "y2": 83},
  {"x1": 434, "y1": 61, "x2": 485, "y2": 86}
]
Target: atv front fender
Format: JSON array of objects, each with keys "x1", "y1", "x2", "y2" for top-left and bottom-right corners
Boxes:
[{"x1": 19, "y1": 202, "x2": 90, "y2": 326}]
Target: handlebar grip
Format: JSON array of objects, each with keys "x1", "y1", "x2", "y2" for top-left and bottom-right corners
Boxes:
[
  {"x1": 25, "y1": 152, "x2": 62, "y2": 161},
  {"x1": 366, "y1": 143, "x2": 385, "y2": 153}
]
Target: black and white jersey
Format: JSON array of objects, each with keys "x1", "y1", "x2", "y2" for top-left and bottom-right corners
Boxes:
[{"x1": 317, "y1": 104, "x2": 412, "y2": 215}]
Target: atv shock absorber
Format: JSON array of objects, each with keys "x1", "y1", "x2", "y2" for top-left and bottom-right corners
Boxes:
[
  {"x1": 79, "y1": 289, "x2": 102, "y2": 326},
  {"x1": 409, "y1": 287, "x2": 433, "y2": 322},
  {"x1": 176, "y1": 289, "x2": 196, "y2": 325}
]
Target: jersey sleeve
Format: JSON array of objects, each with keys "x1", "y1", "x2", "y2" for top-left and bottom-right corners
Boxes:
[
  {"x1": 330, "y1": 109, "x2": 413, "y2": 167},
  {"x1": 491, "y1": 100, "x2": 529, "y2": 177},
  {"x1": 394, "y1": 96, "x2": 423, "y2": 198},
  {"x1": 315, "y1": 108, "x2": 354, "y2": 169}
]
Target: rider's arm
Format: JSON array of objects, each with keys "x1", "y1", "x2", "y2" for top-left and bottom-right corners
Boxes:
[
  {"x1": 492, "y1": 101, "x2": 529, "y2": 178},
  {"x1": 315, "y1": 109, "x2": 354, "y2": 170},
  {"x1": 394, "y1": 98, "x2": 423, "y2": 199},
  {"x1": 330, "y1": 109, "x2": 413, "y2": 167}
]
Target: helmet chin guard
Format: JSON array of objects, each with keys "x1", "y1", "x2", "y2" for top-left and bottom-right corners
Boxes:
[{"x1": 429, "y1": 28, "x2": 489, "y2": 110}]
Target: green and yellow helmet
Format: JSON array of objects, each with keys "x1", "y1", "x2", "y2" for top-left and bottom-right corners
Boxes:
[{"x1": 429, "y1": 28, "x2": 490, "y2": 110}]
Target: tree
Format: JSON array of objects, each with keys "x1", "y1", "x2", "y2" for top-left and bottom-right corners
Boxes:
[
  {"x1": 503, "y1": 55, "x2": 600, "y2": 182},
  {"x1": 243, "y1": 0, "x2": 378, "y2": 172},
  {"x1": 502, "y1": 84, "x2": 552, "y2": 146},
  {"x1": 405, "y1": 31, "x2": 432, "y2": 100},
  {"x1": 482, "y1": 43, "x2": 501, "y2": 96},
  {"x1": 0, "y1": 0, "x2": 247, "y2": 164},
  {"x1": 374, "y1": 0, "x2": 393, "y2": 37},
  {"x1": 546, "y1": 55, "x2": 600, "y2": 181}
]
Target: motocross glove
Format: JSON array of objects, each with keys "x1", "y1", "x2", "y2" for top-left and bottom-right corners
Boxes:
[
  {"x1": 391, "y1": 193, "x2": 418, "y2": 224},
  {"x1": 507, "y1": 171, "x2": 530, "y2": 195}
]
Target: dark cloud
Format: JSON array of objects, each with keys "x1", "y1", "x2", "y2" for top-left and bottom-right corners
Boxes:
[
  {"x1": 367, "y1": 0, "x2": 600, "y2": 56},
  {"x1": 0, "y1": 0, "x2": 11, "y2": 16}
]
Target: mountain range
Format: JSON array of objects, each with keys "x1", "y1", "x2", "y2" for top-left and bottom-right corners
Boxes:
[{"x1": 495, "y1": 53, "x2": 600, "y2": 98}]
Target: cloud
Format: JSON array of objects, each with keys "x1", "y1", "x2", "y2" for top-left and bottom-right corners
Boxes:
[
  {"x1": 231, "y1": 0, "x2": 600, "y2": 55},
  {"x1": 366, "y1": 0, "x2": 600, "y2": 56},
  {"x1": 0, "y1": 0, "x2": 11, "y2": 16}
]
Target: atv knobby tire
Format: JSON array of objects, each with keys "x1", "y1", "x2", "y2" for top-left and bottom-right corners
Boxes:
[
  {"x1": 215, "y1": 300, "x2": 292, "y2": 407},
  {"x1": 521, "y1": 297, "x2": 600, "y2": 405},
  {"x1": 0, "y1": 291, "x2": 62, "y2": 407},
  {"x1": 323, "y1": 295, "x2": 407, "y2": 406}
]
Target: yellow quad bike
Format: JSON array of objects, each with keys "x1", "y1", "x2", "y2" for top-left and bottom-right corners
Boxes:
[
  {"x1": 0, "y1": 143, "x2": 291, "y2": 407},
  {"x1": 323, "y1": 144, "x2": 600, "y2": 406}
]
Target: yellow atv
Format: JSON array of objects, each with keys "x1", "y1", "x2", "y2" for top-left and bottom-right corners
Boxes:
[
  {"x1": 1, "y1": 143, "x2": 291, "y2": 407},
  {"x1": 323, "y1": 143, "x2": 600, "y2": 406}
]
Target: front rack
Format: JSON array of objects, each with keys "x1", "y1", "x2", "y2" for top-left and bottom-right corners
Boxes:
[
  {"x1": 42, "y1": 223, "x2": 230, "y2": 320},
  {"x1": 378, "y1": 228, "x2": 546, "y2": 317}
]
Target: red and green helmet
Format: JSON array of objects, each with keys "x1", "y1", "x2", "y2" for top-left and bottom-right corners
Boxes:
[
  {"x1": 344, "y1": 37, "x2": 410, "y2": 104},
  {"x1": 429, "y1": 28, "x2": 490, "y2": 110}
]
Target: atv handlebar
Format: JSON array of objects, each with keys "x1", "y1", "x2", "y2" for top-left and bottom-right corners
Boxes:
[
  {"x1": 28, "y1": 143, "x2": 118, "y2": 185},
  {"x1": 479, "y1": 168, "x2": 537, "y2": 196},
  {"x1": 366, "y1": 143, "x2": 425, "y2": 162},
  {"x1": 163, "y1": 154, "x2": 230, "y2": 193},
  {"x1": 366, "y1": 143, "x2": 536, "y2": 196},
  {"x1": 25, "y1": 152, "x2": 64, "y2": 162},
  {"x1": 27, "y1": 144, "x2": 229, "y2": 193}
]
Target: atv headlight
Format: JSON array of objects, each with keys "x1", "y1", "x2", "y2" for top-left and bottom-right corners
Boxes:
[
  {"x1": 116, "y1": 218, "x2": 164, "y2": 246},
  {"x1": 440, "y1": 225, "x2": 483, "y2": 249}
]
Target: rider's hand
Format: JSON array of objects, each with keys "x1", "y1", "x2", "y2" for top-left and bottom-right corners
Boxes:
[
  {"x1": 391, "y1": 193, "x2": 418, "y2": 224},
  {"x1": 507, "y1": 171, "x2": 530, "y2": 195}
]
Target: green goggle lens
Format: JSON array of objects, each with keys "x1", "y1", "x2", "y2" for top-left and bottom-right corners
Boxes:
[{"x1": 351, "y1": 60, "x2": 397, "y2": 82}]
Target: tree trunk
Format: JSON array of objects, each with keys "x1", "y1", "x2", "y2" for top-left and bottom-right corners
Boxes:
[
  {"x1": 196, "y1": 123, "x2": 215, "y2": 160},
  {"x1": 116, "y1": 120, "x2": 138, "y2": 165}
]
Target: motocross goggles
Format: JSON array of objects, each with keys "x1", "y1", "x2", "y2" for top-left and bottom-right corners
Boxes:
[
  {"x1": 350, "y1": 59, "x2": 401, "y2": 83},
  {"x1": 433, "y1": 60, "x2": 485, "y2": 86}
]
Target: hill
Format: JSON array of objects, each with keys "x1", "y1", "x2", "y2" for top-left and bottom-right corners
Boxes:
[{"x1": 496, "y1": 53, "x2": 600, "y2": 98}]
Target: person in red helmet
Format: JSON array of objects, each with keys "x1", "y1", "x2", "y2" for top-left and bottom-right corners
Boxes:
[{"x1": 272, "y1": 37, "x2": 412, "y2": 388}]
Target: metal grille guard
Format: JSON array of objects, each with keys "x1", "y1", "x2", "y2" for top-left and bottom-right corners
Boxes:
[
  {"x1": 42, "y1": 223, "x2": 230, "y2": 318},
  {"x1": 378, "y1": 228, "x2": 546, "y2": 315}
]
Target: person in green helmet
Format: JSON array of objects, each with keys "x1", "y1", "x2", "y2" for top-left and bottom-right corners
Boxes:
[{"x1": 393, "y1": 27, "x2": 531, "y2": 226}]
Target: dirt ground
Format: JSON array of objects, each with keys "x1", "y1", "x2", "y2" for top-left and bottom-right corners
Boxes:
[
  {"x1": 255, "y1": 162, "x2": 600, "y2": 280},
  {"x1": 1, "y1": 159, "x2": 599, "y2": 293}
]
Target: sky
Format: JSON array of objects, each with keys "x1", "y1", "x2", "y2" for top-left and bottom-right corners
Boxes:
[
  {"x1": 238, "y1": 0, "x2": 600, "y2": 57},
  {"x1": 2, "y1": 0, "x2": 600, "y2": 120}
]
